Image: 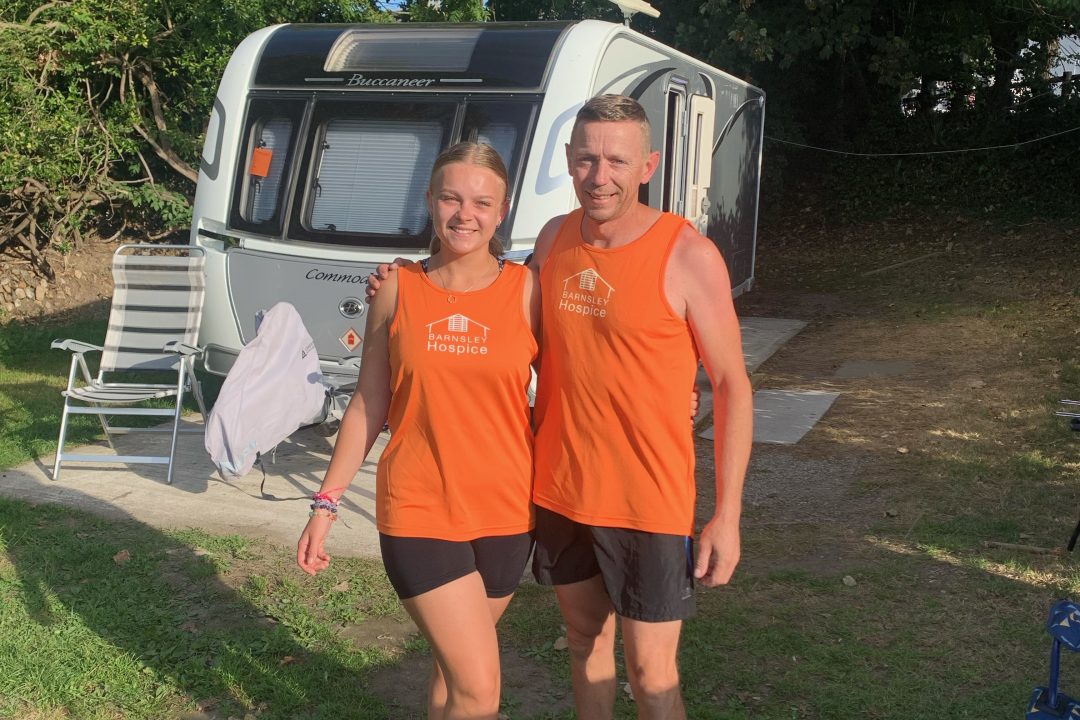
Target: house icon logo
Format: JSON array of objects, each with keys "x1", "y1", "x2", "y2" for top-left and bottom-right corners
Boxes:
[
  {"x1": 426, "y1": 313, "x2": 490, "y2": 338},
  {"x1": 558, "y1": 268, "x2": 614, "y2": 320},
  {"x1": 426, "y1": 313, "x2": 491, "y2": 356},
  {"x1": 563, "y1": 268, "x2": 614, "y2": 299}
]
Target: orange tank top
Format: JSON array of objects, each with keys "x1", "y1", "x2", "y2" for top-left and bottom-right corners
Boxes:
[
  {"x1": 533, "y1": 210, "x2": 698, "y2": 536},
  {"x1": 377, "y1": 261, "x2": 537, "y2": 540}
]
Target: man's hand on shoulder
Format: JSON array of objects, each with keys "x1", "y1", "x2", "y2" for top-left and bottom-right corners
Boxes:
[{"x1": 365, "y1": 257, "x2": 413, "y2": 302}]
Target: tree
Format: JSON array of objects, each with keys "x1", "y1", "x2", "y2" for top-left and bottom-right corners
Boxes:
[
  {"x1": 489, "y1": 0, "x2": 620, "y2": 22},
  {"x1": 0, "y1": 0, "x2": 393, "y2": 276},
  {"x1": 676, "y1": 0, "x2": 1080, "y2": 145},
  {"x1": 398, "y1": 0, "x2": 490, "y2": 22}
]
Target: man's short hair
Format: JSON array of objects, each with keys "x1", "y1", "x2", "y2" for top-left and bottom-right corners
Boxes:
[{"x1": 573, "y1": 94, "x2": 652, "y2": 144}]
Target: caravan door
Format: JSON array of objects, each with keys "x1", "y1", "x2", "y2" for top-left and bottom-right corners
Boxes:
[
  {"x1": 661, "y1": 81, "x2": 716, "y2": 237},
  {"x1": 660, "y1": 80, "x2": 686, "y2": 217},
  {"x1": 685, "y1": 93, "x2": 715, "y2": 235}
]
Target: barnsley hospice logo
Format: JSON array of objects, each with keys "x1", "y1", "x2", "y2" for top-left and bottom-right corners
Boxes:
[
  {"x1": 426, "y1": 313, "x2": 490, "y2": 355},
  {"x1": 559, "y1": 268, "x2": 614, "y2": 319}
]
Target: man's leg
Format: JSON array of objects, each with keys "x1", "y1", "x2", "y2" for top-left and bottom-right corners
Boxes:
[
  {"x1": 621, "y1": 617, "x2": 686, "y2": 720},
  {"x1": 554, "y1": 575, "x2": 618, "y2": 720}
]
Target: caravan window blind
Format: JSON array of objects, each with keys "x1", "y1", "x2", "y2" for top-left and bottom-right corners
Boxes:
[{"x1": 310, "y1": 118, "x2": 443, "y2": 235}]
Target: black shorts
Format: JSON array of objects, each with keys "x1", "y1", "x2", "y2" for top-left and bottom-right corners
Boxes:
[
  {"x1": 379, "y1": 532, "x2": 533, "y2": 600},
  {"x1": 531, "y1": 507, "x2": 695, "y2": 622}
]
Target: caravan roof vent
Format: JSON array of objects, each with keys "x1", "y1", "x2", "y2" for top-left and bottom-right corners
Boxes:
[{"x1": 324, "y1": 28, "x2": 482, "y2": 73}]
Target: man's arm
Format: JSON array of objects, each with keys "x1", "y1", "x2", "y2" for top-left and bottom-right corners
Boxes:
[
  {"x1": 526, "y1": 214, "x2": 566, "y2": 273},
  {"x1": 666, "y1": 225, "x2": 753, "y2": 587}
]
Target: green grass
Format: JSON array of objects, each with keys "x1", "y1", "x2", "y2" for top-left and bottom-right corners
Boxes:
[
  {"x1": 0, "y1": 316, "x2": 110, "y2": 469},
  {"x1": 0, "y1": 315, "x2": 222, "y2": 471},
  {"x1": 0, "y1": 498, "x2": 398, "y2": 719}
]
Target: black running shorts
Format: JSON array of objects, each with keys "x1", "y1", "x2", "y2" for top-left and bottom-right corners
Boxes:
[
  {"x1": 379, "y1": 532, "x2": 533, "y2": 600},
  {"x1": 531, "y1": 507, "x2": 696, "y2": 622}
]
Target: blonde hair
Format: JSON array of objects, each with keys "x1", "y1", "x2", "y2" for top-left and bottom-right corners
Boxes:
[
  {"x1": 428, "y1": 142, "x2": 508, "y2": 256},
  {"x1": 572, "y1": 94, "x2": 652, "y2": 148}
]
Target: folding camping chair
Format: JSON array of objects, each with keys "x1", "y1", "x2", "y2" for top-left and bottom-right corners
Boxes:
[
  {"x1": 1057, "y1": 400, "x2": 1080, "y2": 433},
  {"x1": 51, "y1": 244, "x2": 207, "y2": 485}
]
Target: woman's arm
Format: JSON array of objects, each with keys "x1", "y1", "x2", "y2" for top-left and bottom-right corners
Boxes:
[{"x1": 297, "y1": 271, "x2": 399, "y2": 575}]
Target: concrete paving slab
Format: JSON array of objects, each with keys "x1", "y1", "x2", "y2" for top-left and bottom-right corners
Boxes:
[
  {"x1": 750, "y1": 389, "x2": 840, "y2": 444},
  {"x1": 0, "y1": 420, "x2": 386, "y2": 558},
  {"x1": 700, "y1": 390, "x2": 840, "y2": 443},
  {"x1": 695, "y1": 316, "x2": 807, "y2": 434},
  {"x1": 741, "y1": 317, "x2": 807, "y2": 374}
]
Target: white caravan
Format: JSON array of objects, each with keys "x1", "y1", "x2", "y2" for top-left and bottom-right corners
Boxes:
[{"x1": 190, "y1": 20, "x2": 765, "y2": 384}]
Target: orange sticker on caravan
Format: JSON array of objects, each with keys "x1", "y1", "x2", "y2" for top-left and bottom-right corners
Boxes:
[
  {"x1": 339, "y1": 328, "x2": 362, "y2": 352},
  {"x1": 249, "y1": 147, "x2": 272, "y2": 177}
]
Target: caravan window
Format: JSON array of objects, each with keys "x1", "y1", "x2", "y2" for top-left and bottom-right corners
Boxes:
[
  {"x1": 461, "y1": 101, "x2": 536, "y2": 234},
  {"x1": 308, "y1": 117, "x2": 444, "y2": 235},
  {"x1": 246, "y1": 117, "x2": 294, "y2": 223},
  {"x1": 288, "y1": 98, "x2": 536, "y2": 249},
  {"x1": 232, "y1": 98, "x2": 306, "y2": 235},
  {"x1": 461, "y1": 102, "x2": 533, "y2": 173},
  {"x1": 292, "y1": 101, "x2": 456, "y2": 247}
]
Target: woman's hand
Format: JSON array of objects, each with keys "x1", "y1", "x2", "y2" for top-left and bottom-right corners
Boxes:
[{"x1": 296, "y1": 515, "x2": 335, "y2": 576}]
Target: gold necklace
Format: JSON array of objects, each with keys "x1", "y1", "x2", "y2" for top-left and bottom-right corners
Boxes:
[{"x1": 432, "y1": 262, "x2": 485, "y2": 304}]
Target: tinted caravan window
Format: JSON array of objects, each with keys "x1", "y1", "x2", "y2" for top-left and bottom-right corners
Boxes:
[
  {"x1": 462, "y1": 102, "x2": 534, "y2": 171},
  {"x1": 246, "y1": 117, "x2": 294, "y2": 223},
  {"x1": 461, "y1": 101, "x2": 537, "y2": 235},
  {"x1": 231, "y1": 98, "x2": 306, "y2": 235}
]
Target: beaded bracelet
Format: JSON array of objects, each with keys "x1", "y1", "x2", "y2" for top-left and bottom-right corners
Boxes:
[
  {"x1": 309, "y1": 508, "x2": 338, "y2": 521},
  {"x1": 311, "y1": 492, "x2": 340, "y2": 513},
  {"x1": 312, "y1": 492, "x2": 340, "y2": 506}
]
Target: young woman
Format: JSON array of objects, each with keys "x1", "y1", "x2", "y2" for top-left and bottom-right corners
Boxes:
[{"x1": 296, "y1": 142, "x2": 539, "y2": 720}]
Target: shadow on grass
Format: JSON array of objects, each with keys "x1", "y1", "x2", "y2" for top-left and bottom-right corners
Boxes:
[{"x1": 0, "y1": 493, "x2": 394, "y2": 719}]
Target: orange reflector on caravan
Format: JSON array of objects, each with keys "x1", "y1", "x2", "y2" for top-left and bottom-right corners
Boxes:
[{"x1": 249, "y1": 147, "x2": 272, "y2": 177}]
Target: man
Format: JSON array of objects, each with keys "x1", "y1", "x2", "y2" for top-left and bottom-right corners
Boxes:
[{"x1": 527, "y1": 94, "x2": 752, "y2": 720}]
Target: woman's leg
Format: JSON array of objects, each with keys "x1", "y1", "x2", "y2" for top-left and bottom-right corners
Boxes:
[
  {"x1": 404, "y1": 571, "x2": 503, "y2": 720},
  {"x1": 428, "y1": 658, "x2": 448, "y2": 720},
  {"x1": 425, "y1": 593, "x2": 514, "y2": 719}
]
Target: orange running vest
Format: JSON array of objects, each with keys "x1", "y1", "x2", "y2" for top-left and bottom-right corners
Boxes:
[
  {"x1": 377, "y1": 261, "x2": 537, "y2": 540},
  {"x1": 533, "y1": 210, "x2": 698, "y2": 536}
]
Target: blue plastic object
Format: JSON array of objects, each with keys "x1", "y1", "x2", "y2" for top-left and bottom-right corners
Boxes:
[{"x1": 1028, "y1": 601, "x2": 1080, "y2": 719}]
